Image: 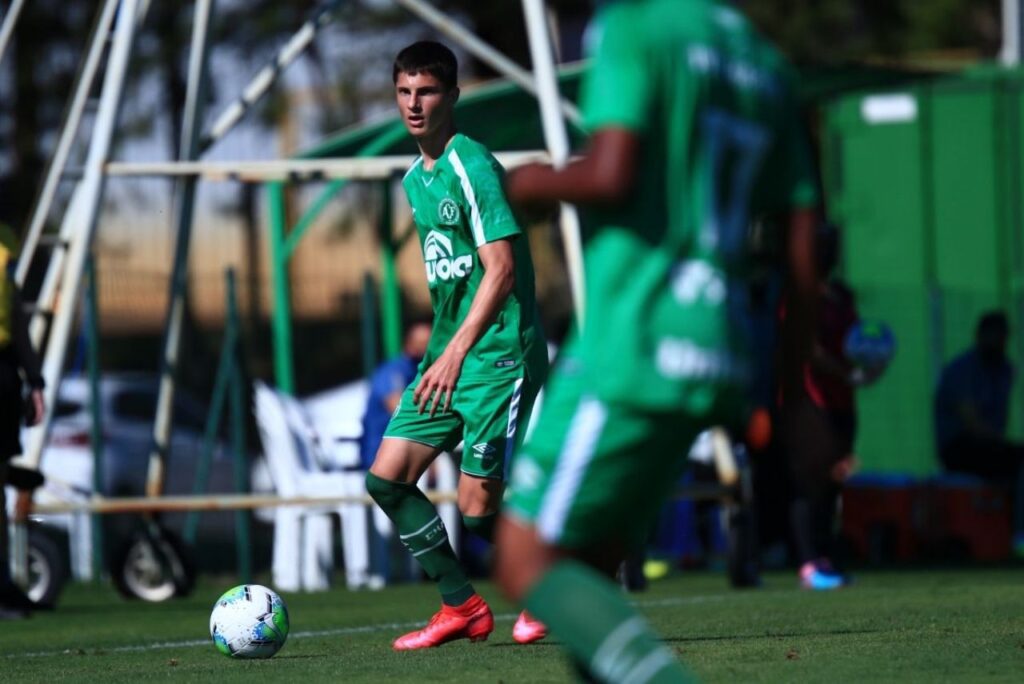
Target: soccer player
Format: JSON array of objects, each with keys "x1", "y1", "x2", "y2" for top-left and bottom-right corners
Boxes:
[
  {"x1": 495, "y1": 1, "x2": 820, "y2": 681},
  {"x1": 366, "y1": 41, "x2": 549, "y2": 650}
]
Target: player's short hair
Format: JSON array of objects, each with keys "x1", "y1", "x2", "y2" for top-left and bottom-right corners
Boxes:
[{"x1": 393, "y1": 41, "x2": 458, "y2": 90}]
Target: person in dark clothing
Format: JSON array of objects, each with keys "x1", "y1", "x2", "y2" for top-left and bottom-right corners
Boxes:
[
  {"x1": 359, "y1": 318, "x2": 431, "y2": 585},
  {"x1": 1, "y1": 225, "x2": 46, "y2": 619},
  {"x1": 782, "y1": 224, "x2": 880, "y2": 590},
  {"x1": 935, "y1": 311, "x2": 1024, "y2": 547}
]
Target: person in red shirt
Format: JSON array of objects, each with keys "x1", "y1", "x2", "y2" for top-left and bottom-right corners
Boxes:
[{"x1": 782, "y1": 223, "x2": 878, "y2": 589}]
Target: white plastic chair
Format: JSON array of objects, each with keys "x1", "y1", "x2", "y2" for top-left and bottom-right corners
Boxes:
[{"x1": 253, "y1": 382, "x2": 370, "y2": 592}]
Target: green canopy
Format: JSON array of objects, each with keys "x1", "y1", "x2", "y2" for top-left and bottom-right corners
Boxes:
[
  {"x1": 299, "y1": 61, "x2": 932, "y2": 160},
  {"x1": 300, "y1": 63, "x2": 589, "y2": 159}
]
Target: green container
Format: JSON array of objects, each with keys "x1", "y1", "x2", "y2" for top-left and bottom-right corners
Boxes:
[{"x1": 824, "y1": 67, "x2": 1024, "y2": 475}]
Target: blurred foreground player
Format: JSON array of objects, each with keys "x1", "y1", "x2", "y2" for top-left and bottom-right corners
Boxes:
[
  {"x1": 365, "y1": 41, "x2": 549, "y2": 650},
  {"x1": 496, "y1": 1, "x2": 819, "y2": 680}
]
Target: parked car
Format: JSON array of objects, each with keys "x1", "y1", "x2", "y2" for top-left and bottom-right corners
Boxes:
[{"x1": 6, "y1": 373, "x2": 268, "y2": 603}]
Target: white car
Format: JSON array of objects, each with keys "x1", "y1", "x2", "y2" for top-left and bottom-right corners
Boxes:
[{"x1": 7, "y1": 373, "x2": 267, "y2": 603}]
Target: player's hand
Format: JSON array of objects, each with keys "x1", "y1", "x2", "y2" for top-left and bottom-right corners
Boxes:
[{"x1": 414, "y1": 349, "x2": 465, "y2": 417}]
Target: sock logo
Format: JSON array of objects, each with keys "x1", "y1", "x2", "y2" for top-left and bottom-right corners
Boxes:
[{"x1": 424, "y1": 230, "x2": 473, "y2": 283}]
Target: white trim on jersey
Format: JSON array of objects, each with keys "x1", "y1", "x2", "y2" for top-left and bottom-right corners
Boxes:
[
  {"x1": 503, "y1": 378, "x2": 525, "y2": 479},
  {"x1": 536, "y1": 395, "x2": 608, "y2": 543},
  {"x1": 403, "y1": 156, "x2": 423, "y2": 180},
  {"x1": 448, "y1": 149, "x2": 487, "y2": 247}
]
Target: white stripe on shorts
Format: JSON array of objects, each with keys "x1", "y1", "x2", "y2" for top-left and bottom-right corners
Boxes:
[
  {"x1": 536, "y1": 395, "x2": 608, "y2": 543},
  {"x1": 503, "y1": 378, "x2": 525, "y2": 479}
]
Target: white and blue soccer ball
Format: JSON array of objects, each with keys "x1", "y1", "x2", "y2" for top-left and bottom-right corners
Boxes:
[
  {"x1": 844, "y1": 320, "x2": 896, "y2": 370},
  {"x1": 209, "y1": 584, "x2": 290, "y2": 659}
]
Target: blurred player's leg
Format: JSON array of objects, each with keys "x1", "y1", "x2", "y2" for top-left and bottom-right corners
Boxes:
[{"x1": 497, "y1": 363, "x2": 697, "y2": 682}]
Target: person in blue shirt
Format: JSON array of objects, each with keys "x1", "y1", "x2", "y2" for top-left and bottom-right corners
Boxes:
[
  {"x1": 360, "y1": 318, "x2": 432, "y2": 470},
  {"x1": 359, "y1": 317, "x2": 431, "y2": 583},
  {"x1": 935, "y1": 311, "x2": 1024, "y2": 548}
]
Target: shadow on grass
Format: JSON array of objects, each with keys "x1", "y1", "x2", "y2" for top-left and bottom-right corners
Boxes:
[{"x1": 661, "y1": 627, "x2": 883, "y2": 644}]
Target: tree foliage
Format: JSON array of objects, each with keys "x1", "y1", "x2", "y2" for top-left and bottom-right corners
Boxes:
[{"x1": 739, "y1": 0, "x2": 1001, "y2": 64}]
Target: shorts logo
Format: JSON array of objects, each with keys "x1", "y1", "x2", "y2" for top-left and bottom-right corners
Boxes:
[
  {"x1": 424, "y1": 230, "x2": 473, "y2": 283},
  {"x1": 438, "y1": 198, "x2": 460, "y2": 224},
  {"x1": 471, "y1": 443, "x2": 497, "y2": 461}
]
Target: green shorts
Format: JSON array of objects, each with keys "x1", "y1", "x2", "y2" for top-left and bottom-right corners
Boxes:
[
  {"x1": 505, "y1": 357, "x2": 704, "y2": 550},
  {"x1": 383, "y1": 372, "x2": 540, "y2": 480}
]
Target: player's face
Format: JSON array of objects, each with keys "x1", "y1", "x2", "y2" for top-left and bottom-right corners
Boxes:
[{"x1": 395, "y1": 71, "x2": 458, "y2": 140}]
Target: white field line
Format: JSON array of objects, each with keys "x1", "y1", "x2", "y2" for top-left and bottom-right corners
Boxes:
[{"x1": 7, "y1": 591, "x2": 752, "y2": 660}]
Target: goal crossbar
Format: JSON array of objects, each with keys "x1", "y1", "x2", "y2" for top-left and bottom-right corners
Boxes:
[{"x1": 104, "y1": 151, "x2": 551, "y2": 182}]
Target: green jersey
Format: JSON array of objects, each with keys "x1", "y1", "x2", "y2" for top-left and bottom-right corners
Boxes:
[
  {"x1": 576, "y1": 0, "x2": 818, "y2": 414},
  {"x1": 403, "y1": 133, "x2": 547, "y2": 380}
]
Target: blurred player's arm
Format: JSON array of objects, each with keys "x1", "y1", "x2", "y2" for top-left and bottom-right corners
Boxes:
[
  {"x1": 506, "y1": 129, "x2": 639, "y2": 207},
  {"x1": 413, "y1": 240, "x2": 515, "y2": 415}
]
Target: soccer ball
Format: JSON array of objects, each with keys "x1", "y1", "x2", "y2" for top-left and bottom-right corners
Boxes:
[
  {"x1": 209, "y1": 584, "x2": 290, "y2": 659},
  {"x1": 844, "y1": 320, "x2": 896, "y2": 370}
]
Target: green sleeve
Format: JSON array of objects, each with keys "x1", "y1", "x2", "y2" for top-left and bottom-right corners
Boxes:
[
  {"x1": 580, "y1": 4, "x2": 652, "y2": 133},
  {"x1": 450, "y1": 149, "x2": 521, "y2": 248}
]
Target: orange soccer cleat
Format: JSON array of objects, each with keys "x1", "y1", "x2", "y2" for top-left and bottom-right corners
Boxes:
[
  {"x1": 392, "y1": 594, "x2": 494, "y2": 651},
  {"x1": 512, "y1": 610, "x2": 548, "y2": 644}
]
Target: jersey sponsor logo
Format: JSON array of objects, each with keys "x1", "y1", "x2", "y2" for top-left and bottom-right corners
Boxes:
[
  {"x1": 509, "y1": 457, "x2": 542, "y2": 493},
  {"x1": 655, "y1": 337, "x2": 750, "y2": 383},
  {"x1": 472, "y1": 443, "x2": 497, "y2": 461},
  {"x1": 670, "y1": 260, "x2": 726, "y2": 305},
  {"x1": 438, "y1": 198, "x2": 460, "y2": 224},
  {"x1": 494, "y1": 359, "x2": 516, "y2": 369},
  {"x1": 423, "y1": 230, "x2": 473, "y2": 283}
]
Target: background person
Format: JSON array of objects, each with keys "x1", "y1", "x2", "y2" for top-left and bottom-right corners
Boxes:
[
  {"x1": 0, "y1": 224, "x2": 45, "y2": 619},
  {"x1": 781, "y1": 223, "x2": 879, "y2": 589},
  {"x1": 935, "y1": 311, "x2": 1024, "y2": 549},
  {"x1": 359, "y1": 317, "x2": 432, "y2": 586}
]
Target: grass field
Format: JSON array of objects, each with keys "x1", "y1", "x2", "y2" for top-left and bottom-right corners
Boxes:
[{"x1": 3, "y1": 568, "x2": 1022, "y2": 682}]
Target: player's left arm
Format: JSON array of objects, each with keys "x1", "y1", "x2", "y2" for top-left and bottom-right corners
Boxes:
[{"x1": 413, "y1": 240, "x2": 515, "y2": 416}]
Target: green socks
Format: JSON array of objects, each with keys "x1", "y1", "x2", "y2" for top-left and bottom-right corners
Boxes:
[
  {"x1": 462, "y1": 512, "x2": 498, "y2": 543},
  {"x1": 365, "y1": 472, "x2": 474, "y2": 606},
  {"x1": 524, "y1": 560, "x2": 695, "y2": 683}
]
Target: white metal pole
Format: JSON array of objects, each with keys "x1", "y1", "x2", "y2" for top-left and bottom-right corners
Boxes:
[
  {"x1": 521, "y1": 0, "x2": 586, "y2": 325},
  {"x1": 202, "y1": 0, "x2": 345, "y2": 151},
  {"x1": 146, "y1": 0, "x2": 215, "y2": 499},
  {"x1": 100, "y1": 150, "x2": 551, "y2": 179},
  {"x1": 0, "y1": 0, "x2": 26, "y2": 68},
  {"x1": 20, "y1": 0, "x2": 147, "y2": 470},
  {"x1": 16, "y1": 0, "x2": 122, "y2": 287},
  {"x1": 397, "y1": 0, "x2": 581, "y2": 127}
]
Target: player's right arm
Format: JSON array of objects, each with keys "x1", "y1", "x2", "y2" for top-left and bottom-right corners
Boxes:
[
  {"x1": 507, "y1": 129, "x2": 639, "y2": 208},
  {"x1": 508, "y1": 2, "x2": 647, "y2": 209}
]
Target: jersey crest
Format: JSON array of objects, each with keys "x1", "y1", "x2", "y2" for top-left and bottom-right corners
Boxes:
[{"x1": 438, "y1": 198, "x2": 460, "y2": 225}]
